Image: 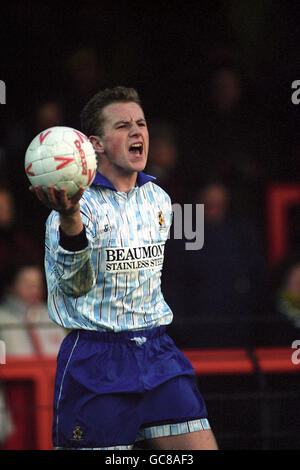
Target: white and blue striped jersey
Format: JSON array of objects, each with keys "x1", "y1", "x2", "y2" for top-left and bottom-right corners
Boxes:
[{"x1": 45, "y1": 172, "x2": 174, "y2": 332}]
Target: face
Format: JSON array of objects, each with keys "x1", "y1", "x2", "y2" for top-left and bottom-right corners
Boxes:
[
  {"x1": 0, "y1": 190, "x2": 14, "y2": 228},
  {"x1": 211, "y1": 68, "x2": 241, "y2": 112},
  {"x1": 91, "y1": 101, "x2": 149, "y2": 176},
  {"x1": 201, "y1": 185, "x2": 228, "y2": 223},
  {"x1": 149, "y1": 138, "x2": 178, "y2": 169},
  {"x1": 285, "y1": 265, "x2": 300, "y2": 294},
  {"x1": 12, "y1": 267, "x2": 44, "y2": 306}
]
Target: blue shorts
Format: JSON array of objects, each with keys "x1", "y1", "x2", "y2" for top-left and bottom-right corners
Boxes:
[{"x1": 53, "y1": 327, "x2": 210, "y2": 449}]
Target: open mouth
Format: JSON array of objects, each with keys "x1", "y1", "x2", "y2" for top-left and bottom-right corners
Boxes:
[{"x1": 129, "y1": 142, "x2": 143, "y2": 155}]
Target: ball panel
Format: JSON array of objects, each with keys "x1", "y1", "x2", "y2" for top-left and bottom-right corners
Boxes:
[{"x1": 61, "y1": 181, "x2": 80, "y2": 197}]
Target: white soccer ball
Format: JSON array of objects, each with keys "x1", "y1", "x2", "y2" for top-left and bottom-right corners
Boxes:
[{"x1": 25, "y1": 126, "x2": 97, "y2": 197}]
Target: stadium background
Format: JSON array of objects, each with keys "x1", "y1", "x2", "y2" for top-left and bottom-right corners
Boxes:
[{"x1": 0, "y1": 0, "x2": 300, "y2": 450}]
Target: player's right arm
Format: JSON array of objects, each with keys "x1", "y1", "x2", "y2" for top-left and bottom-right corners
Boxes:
[{"x1": 31, "y1": 184, "x2": 96, "y2": 298}]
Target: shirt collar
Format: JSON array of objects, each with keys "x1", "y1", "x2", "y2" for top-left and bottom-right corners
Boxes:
[{"x1": 92, "y1": 171, "x2": 156, "y2": 191}]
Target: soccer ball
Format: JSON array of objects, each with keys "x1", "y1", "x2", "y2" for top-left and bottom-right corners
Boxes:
[{"x1": 25, "y1": 126, "x2": 97, "y2": 197}]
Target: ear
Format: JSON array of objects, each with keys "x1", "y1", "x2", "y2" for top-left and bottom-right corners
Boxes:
[{"x1": 89, "y1": 135, "x2": 105, "y2": 154}]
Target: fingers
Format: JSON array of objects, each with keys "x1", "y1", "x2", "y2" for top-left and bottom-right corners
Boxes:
[
  {"x1": 71, "y1": 187, "x2": 85, "y2": 205},
  {"x1": 29, "y1": 185, "x2": 84, "y2": 214},
  {"x1": 30, "y1": 185, "x2": 53, "y2": 208},
  {"x1": 47, "y1": 185, "x2": 66, "y2": 206}
]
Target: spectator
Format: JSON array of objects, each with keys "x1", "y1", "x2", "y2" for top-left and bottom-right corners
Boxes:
[
  {"x1": 34, "y1": 99, "x2": 65, "y2": 133},
  {"x1": 0, "y1": 263, "x2": 66, "y2": 356},
  {"x1": 277, "y1": 260, "x2": 300, "y2": 328},
  {"x1": 0, "y1": 98, "x2": 66, "y2": 244},
  {"x1": 0, "y1": 387, "x2": 13, "y2": 448},
  {"x1": 250, "y1": 254, "x2": 300, "y2": 347},
  {"x1": 145, "y1": 121, "x2": 190, "y2": 203},
  {"x1": 0, "y1": 186, "x2": 43, "y2": 299},
  {"x1": 166, "y1": 182, "x2": 267, "y2": 348},
  {"x1": 184, "y1": 63, "x2": 278, "y2": 230},
  {"x1": 0, "y1": 263, "x2": 66, "y2": 450},
  {"x1": 63, "y1": 47, "x2": 107, "y2": 129}
]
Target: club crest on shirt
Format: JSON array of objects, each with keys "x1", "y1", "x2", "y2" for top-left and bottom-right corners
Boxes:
[
  {"x1": 158, "y1": 211, "x2": 166, "y2": 230},
  {"x1": 99, "y1": 223, "x2": 111, "y2": 234}
]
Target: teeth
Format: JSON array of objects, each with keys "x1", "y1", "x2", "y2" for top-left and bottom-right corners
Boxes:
[
  {"x1": 130, "y1": 143, "x2": 143, "y2": 154},
  {"x1": 130, "y1": 143, "x2": 142, "y2": 149}
]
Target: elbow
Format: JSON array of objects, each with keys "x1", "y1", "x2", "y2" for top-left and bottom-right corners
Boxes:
[
  {"x1": 59, "y1": 268, "x2": 95, "y2": 298},
  {"x1": 60, "y1": 280, "x2": 94, "y2": 298}
]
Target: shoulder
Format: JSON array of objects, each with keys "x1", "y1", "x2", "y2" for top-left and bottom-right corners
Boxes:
[{"x1": 144, "y1": 182, "x2": 172, "y2": 205}]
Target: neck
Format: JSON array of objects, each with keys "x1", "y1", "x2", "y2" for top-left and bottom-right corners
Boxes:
[{"x1": 99, "y1": 166, "x2": 138, "y2": 193}]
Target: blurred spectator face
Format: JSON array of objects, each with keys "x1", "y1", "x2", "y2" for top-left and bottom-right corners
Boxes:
[
  {"x1": 200, "y1": 184, "x2": 229, "y2": 223},
  {"x1": 36, "y1": 101, "x2": 64, "y2": 131},
  {"x1": 10, "y1": 266, "x2": 44, "y2": 306},
  {"x1": 284, "y1": 264, "x2": 300, "y2": 294},
  {"x1": 149, "y1": 138, "x2": 178, "y2": 170},
  {"x1": 67, "y1": 47, "x2": 103, "y2": 95},
  {"x1": 211, "y1": 67, "x2": 241, "y2": 113},
  {"x1": 0, "y1": 189, "x2": 14, "y2": 228}
]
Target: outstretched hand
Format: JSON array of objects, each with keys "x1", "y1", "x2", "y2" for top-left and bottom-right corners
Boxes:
[{"x1": 29, "y1": 185, "x2": 85, "y2": 216}]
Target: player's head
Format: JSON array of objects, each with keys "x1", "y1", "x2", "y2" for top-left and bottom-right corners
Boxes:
[
  {"x1": 81, "y1": 86, "x2": 149, "y2": 176},
  {"x1": 80, "y1": 86, "x2": 142, "y2": 138}
]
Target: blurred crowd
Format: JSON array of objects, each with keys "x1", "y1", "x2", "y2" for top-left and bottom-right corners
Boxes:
[{"x1": 0, "y1": 44, "x2": 300, "y2": 448}]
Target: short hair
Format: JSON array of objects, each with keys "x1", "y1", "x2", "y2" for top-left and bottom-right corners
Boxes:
[{"x1": 80, "y1": 86, "x2": 142, "y2": 138}]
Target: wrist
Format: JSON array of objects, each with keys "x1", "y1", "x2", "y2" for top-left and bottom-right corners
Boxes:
[
  {"x1": 59, "y1": 202, "x2": 80, "y2": 217},
  {"x1": 59, "y1": 208, "x2": 83, "y2": 236},
  {"x1": 59, "y1": 226, "x2": 88, "y2": 251}
]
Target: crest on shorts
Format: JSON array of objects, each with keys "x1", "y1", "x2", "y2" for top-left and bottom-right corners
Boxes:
[
  {"x1": 158, "y1": 211, "x2": 166, "y2": 230},
  {"x1": 70, "y1": 425, "x2": 84, "y2": 441}
]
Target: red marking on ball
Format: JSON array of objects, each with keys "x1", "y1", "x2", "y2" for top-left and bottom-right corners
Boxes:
[
  {"x1": 73, "y1": 129, "x2": 88, "y2": 143},
  {"x1": 54, "y1": 156, "x2": 74, "y2": 170},
  {"x1": 74, "y1": 138, "x2": 88, "y2": 175},
  {"x1": 87, "y1": 168, "x2": 96, "y2": 185},
  {"x1": 26, "y1": 163, "x2": 35, "y2": 176},
  {"x1": 39, "y1": 130, "x2": 51, "y2": 145}
]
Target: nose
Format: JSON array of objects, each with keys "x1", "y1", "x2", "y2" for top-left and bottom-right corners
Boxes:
[{"x1": 129, "y1": 122, "x2": 141, "y2": 136}]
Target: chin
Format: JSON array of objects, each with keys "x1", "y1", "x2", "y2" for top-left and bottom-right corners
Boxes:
[{"x1": 133, "y1": 160, "x2": 147, "y2": 172}]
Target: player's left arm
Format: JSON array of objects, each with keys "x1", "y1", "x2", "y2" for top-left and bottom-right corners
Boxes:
[{"x1": 30, "y1": 184, "x2": 84, "y2": 236}]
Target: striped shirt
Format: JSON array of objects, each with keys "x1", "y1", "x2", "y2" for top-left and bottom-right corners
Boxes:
[{"x1": 45, "y1": 172, "x2": 174, "y2": 332}]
